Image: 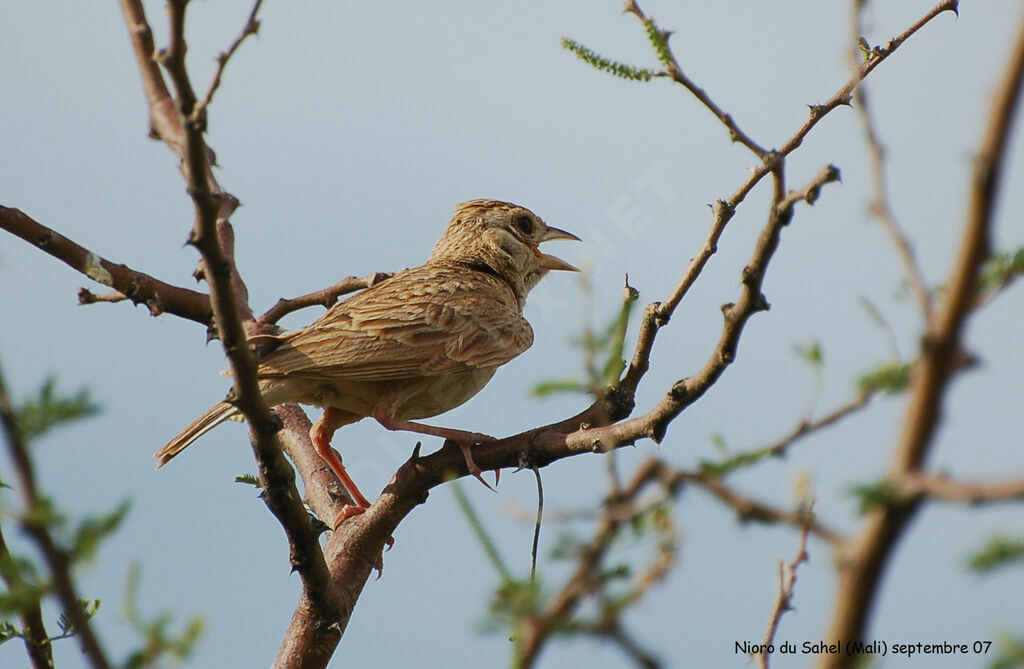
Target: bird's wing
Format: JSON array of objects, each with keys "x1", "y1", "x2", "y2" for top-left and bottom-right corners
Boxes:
[{"x1": 256, "y1": 269, "x2": 533, "y2": 382}]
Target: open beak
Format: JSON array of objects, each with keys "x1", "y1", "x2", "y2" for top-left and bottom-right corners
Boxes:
[{"x1": 537, "y1": 224, "x2": 581, "y2": 272}]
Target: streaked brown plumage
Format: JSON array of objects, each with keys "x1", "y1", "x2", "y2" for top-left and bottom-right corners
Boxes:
[{"x1": 156, "y1": 199, "x2": 579, "y2": 526}]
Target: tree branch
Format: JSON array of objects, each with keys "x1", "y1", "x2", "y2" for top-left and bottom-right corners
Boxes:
[
  {"x1": 819, "y1": 8, "x2": 1024, "y2": 665},
  {"x1": 115, "y1": 5, "x2": 348, "y2": 666},
  {"x1": 0, "y1": 205, "x2": 213, "y2": 324},
  {"x1": 0, "y1": 364, "x2": 113, "y2": 669},
  {"x1": 752, "y1": 504, "x2": 812, "y2": 669},
  {"x1": 259, "y1": 272, "x2": 393, "y2": 325},
  {"x1": 0, "y1": 524, "x2": 53, "y2": 669}
]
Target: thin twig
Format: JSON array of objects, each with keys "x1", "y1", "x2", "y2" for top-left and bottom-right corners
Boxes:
[
  {"x1": 195, "y1": 0, "x2": 265, "y2": 117},
  {"x1": 850, "y1": 1, "x2": 933, "y2": 319},
  {"x1": 766, "y1": 392, "x2": 873, "y2": 458},
  {"x1": 259, "y1": 272, "x2": 393, "y2": 324},
  {"x1": 752, "y1": 502, "x2": 813, "y2": 669},
  {"x1": 530, "y1": 468, "x2": 544, "y2": 579},
  {"x1": 625, "y1": 0, "x2": 767, "y2": 158},
  {"x1": 0, "y1": 363, "x2": 113, "y2": 669}
]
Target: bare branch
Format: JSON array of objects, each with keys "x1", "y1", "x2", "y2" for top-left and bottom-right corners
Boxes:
[
  {"x1": 0, "y1": 364, "x2": 113, "y2": 669},
  {"x1": 625, "y1": 0, "x2": 767, "y2": 158},
  {"x1": 765, "y1": 392, "x2": 873, "y2": 458},
  {"x1": 752, "y1": 503, "x2": 813, "y2": 669},
  {"x1": 850, "y1": 2, "x2": 933, "y2": 318},
  {"x1": 0, "y1": 205, "x2": 213, "y2": 325},
  {"x1": 900, "y1": 472, "x2": 1024, "y2": 505},
  {"x1": 259, "y1": 272, "x2": 393, "y2": 325},
  {"x1": 195, "y1": 0, "x2": 265, "y2": 117}
]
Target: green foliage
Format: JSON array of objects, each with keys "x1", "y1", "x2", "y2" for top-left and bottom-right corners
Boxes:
[
  {"x1": 530, "y1": 379, "x2": 588, "y2": 398},
  {"x1": 70, "y1": 500, "x2": 131, "y2": 563},
  {"x1": 989, "y1": 635, "x2": 1024, "y2": 669},
  {"x1": 531, "y1": 278, "x2": 639, "y2": 399},
  {"x1": 640, "y1": 17, "x2": 673, "y2": 68},
  {"x1": 848, "y1": 480, "x2": 903, "y2": 515},
  {"x1": 699, "y1": 446, "x2": 773, "y2": 477},
  {"x1": 122, "y1": 563, "x2": 205, "y2": 668},
  {"x1": 451, "y1": 482, "x2": 510, "y2": 581},
  {"x1": 56, "y1": 598, "x2": 101, "y2": 638},
  {"x1": 15, "y1": 376, "x2": 100, "y2": 444},
  {"x1": 561, "y1": 38, "x2": 653, "y2": 82},
  {"x1": 793, "y1": 340, "x2": 823, "y2": 367},
  {"x1": 234, "y1": 473, "x2": 262, "y2": 488},
  {"x1": 966, "y1": 536, "x2": 1024, "y2": 574},
  {"x1": 975, "y1": 246, "x2": 1024, "y2": 298},
  {"x1": 857, "y1": 361, "x2": 911, "y2": 396}
]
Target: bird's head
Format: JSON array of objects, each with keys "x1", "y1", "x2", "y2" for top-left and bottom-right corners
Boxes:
[{"x1": 430, "y1": 199, "x2": 580, "y2": 305}]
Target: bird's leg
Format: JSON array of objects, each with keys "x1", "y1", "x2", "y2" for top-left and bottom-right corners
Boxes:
[
  {"x1": 310, "y1": 408, "x2": 373, "y2": 528},
  {"x1": 373, "y1": 413, "x2": 497, "y2": 492}
]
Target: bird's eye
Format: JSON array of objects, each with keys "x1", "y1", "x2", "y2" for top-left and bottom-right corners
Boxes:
[{"x1": 513, "y1": 215, "x2": 534, "y2": 236}]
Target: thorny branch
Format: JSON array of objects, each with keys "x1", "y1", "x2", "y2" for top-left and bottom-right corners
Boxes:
[
  {"x1": 0, "y1": 1, "x2": 976, "y2": 667},
  {"x1": 115, "y1": 3, "x2": 346, "y2": 668}
]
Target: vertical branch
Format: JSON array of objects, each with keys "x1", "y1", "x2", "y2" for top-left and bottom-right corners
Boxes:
[
  {"x1": 0, "y1": 525, "x2": 53, "y2": 669},
  {"x1": 849, "y1": 1, "x2": 933, "y2": 318},
  {"x1": 819, "y1": 10, "x2": 1024, "y2": 666}
]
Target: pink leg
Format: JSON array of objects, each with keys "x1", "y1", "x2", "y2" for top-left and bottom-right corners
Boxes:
[
  {"x1": 374, "y1": 413, "x2": 498, "y2": 492},
  {"x1": 310, "y1": 408, "x2": 372, "y2": 528}
]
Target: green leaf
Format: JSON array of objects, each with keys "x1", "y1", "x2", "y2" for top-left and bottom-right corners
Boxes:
[
  {"x1": 562, "y1": 38, "x2": 653, "y2": 81},
  {"x1": 70, "y1": 500, "x2": 131, "y2": 563},
  {"x1": 857, "y1": 361, "x2": 911, "y2": 395},
  {"x1": 699, "y1": 447, "x2": 772, "y2": 477},
  {"x1": 641, "y1": 18, "x2": 673, "y2": 68},
  {"x1": 56, "y1": 598, "x2": 101, "y2": 637},
  {"x1": 965, "y1": 536, "x2": 1024, "y2": 574},
  {"x1": 452, "y1": 482, "x2": 510, "y2": 581},
  {"x1": 847, "y1": 480, "x2": 903, "y2": 514},
  {"x1": 16, "y1": 377, "x2": 101, "y2": 444},
  {"x1": 234, "y1": 473, "x2": 262, "y2": 488},
  {"x1": 989, "y1": 635, "x2": 1024, "y2": 669},
  {"x1": 530, "y1": 379, "x2": 588, "y2": 398},
  {"x1": 793, "y1": 340, "x2": 823, "y2": 367},
  {"x1": 975, "y1": 246, "x2": 1024, "y2": 297}
]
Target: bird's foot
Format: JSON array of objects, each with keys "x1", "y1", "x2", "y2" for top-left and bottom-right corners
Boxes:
[{"x1": 454, "y1": 438, "x2": 498, "y2": 493}]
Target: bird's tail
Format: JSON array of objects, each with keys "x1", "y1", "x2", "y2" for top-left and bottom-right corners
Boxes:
[{"x1": 155, "y1": 401, "x2": 239, "y2": 468}]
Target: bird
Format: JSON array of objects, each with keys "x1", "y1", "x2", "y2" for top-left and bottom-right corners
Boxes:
[{"x1": 155, "y1": 199, "x2": 580, "y2": 528}]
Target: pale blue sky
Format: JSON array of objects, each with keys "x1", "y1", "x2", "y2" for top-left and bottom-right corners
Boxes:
[{"x1": 2, "y1": 2, "x2": 1022, "y2": 668}]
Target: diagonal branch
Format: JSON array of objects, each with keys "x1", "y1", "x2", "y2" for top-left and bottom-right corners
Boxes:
[
  {"x1": 619, "y1": 1, "x2": 954, "y2": 397},
  {"x1": 0, "y1": 205, "x2": 213, "y2": 325}
]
